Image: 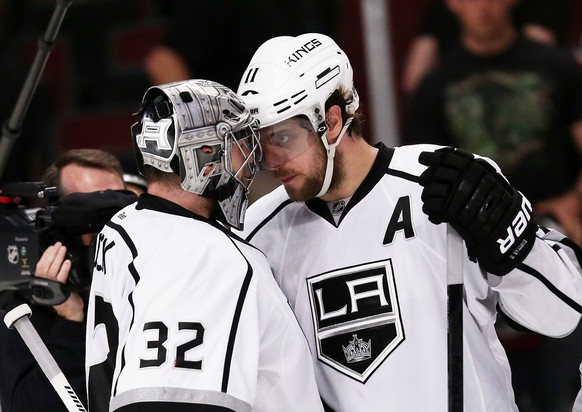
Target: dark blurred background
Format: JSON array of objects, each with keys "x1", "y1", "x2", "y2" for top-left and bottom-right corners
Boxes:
[{"x1": 0, "y1": 0, "x2": 581, "y2": 183}]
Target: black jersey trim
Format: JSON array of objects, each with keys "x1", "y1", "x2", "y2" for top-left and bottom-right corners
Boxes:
[
  {"x1": 305, "y1": 197, "x2": 335, "y2": 226},
  {"x1": 518, "y1": 263, "x2": 582, "y2": 313},
  {"x1": 305, "y1": 143, "x2": 396, "y2": 224},
  {"x1": 322, "y1": 399, "x2": 336, "y2": 412},
  {"x1": 385, "y1": 168, "x2": 420, "y2": 183},
  {"x1": 106, "y1": 221, "x2": 138, "y2": 260},
  {"x1": 136, "y1": 193, "x2": 210, "y2": 222},
  {"x1": 221, "y1": 239, "x2": 254, "y2": 393},
  {"x1": 115, "y1": 404, "x2": 237, "y2": 412},
  {"x1": 104, "y1": 221, "x2": 141, "y2": 396},
  {"x1": 245, "y1": 199, "x2": 294, "y2": 241},
  {"x1": 497, "y1": 306, "x2": 534, "y2": 333},
  {"x1": 538, "y1": 225, "x2": 582, "y2": 272},
  {"x1": 559, "y1": 237, "x2": 582, "y2": 267},
  {"x1": 346, "y1": 142, "x2": 394, "y2": 208}
]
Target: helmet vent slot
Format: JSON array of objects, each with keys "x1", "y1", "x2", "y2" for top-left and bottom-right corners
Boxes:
[
  {"x1": 292, "y1": 90, "x2": 307, "y2": 105},
  {"x1": 276, "y1": 105, "x2": 291, "y2": 114},
  {"x1": 274, "y1": 97, "x2": 291, "y2": 113},
  {"x1": 179, "y1": 91, "x2": 193, "y2": 103}
]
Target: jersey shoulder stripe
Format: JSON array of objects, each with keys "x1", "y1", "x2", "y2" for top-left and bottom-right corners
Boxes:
[{"x1": 385, "y1": 167, "x2": 420, "y2": 183}]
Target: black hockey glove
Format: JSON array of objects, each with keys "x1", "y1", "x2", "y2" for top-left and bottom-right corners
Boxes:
[{"x1": 418, "y1": 147, "x2": 537, "y2": 276}]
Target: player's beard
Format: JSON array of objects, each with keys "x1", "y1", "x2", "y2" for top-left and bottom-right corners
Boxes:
[{"x1": 283, "y1": 142, "x2": 345, "y2": 202}]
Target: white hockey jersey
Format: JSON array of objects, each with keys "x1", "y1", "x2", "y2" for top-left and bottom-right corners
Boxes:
[
  {"x1": 85, "y1": 194, "x2": 324, "y2": 412},
  {"x1": 241, "y1": 143, "x2": 582, "y2": 412}
]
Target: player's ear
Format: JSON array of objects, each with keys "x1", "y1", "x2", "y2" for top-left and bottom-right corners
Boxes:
[{"x1": 325, "y1": 105, "x2": 343, "y2": 143}]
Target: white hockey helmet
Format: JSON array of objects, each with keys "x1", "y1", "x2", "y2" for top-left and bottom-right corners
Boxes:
[
  {"x1": 237, "y1": 33, "x2": 359, "y2": 197},
  {"x1": 238, "y1": 33, "x2": 359, "y2": 132},
  {"x1": 131, "y1": 79, "x2": 261, "y2": 229}
]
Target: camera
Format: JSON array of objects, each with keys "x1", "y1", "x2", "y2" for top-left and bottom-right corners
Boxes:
[
  {"x1": 1, "y1": 183, "x2": 58, "y2": 297},
  {"x1": 0, "y1": 182, "x2": 137, "y2": 306}
]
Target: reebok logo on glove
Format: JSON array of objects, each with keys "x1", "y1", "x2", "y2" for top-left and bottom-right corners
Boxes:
[{"x1": 497, "y1": 196, "x2": 532, "y2": 254}]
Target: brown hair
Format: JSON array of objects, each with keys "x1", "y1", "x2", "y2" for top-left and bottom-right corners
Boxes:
[
  {"x1": 325, "y1": 88, "x2": 364, "y2": 137},
  {"x1": 43, "y1": 149, "x2": 124, "y2": 194},
  {"x1": 143, "y1": 164, "x2": 181, "y2": 187}
]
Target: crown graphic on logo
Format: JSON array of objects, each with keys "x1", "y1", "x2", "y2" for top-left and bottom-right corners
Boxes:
[{"x1": 342, "y1": 334, "x2": 372, "y2": 363}]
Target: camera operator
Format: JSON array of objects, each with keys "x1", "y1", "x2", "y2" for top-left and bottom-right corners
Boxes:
[{"x1": 0, "y1": 149, "x2": 133, "y2": 412}]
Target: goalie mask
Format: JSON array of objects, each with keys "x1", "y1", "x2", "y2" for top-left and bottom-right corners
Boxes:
[
  {"x1": 131, "y1": 79, "x2": 262, "y2": 230},
  {"x1": 237, "y1": 33, "x2": 359, "y2": 198}
]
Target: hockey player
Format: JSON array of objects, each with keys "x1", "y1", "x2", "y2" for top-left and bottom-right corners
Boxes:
[
  {"x1": 237, "y1": 33, "x2": 582, "y2": 411},
  {"x1": 85, "y1": 79, "x2": 324, "y2": 412}
]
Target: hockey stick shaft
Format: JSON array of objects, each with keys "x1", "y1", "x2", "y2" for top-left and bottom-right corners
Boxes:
[
  {"x1": 4, "y1": 304, "x2": 87, "y2": 412},
  {"x1": 447, "y1": 225, "x2": 463, "y2": 412}
]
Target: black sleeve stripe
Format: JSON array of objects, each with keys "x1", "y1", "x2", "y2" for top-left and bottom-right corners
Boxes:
[
  {"x1": 558, "y1": 237, "x2": 582, "y2": 267},
  {"x1": 114, "y1": 291, "x2": 136, "y2": 397},
  {"x1": 222, "y1": 239, "x2": 254, "y2": 393},
  {"x1": 117, "y1": 403, "x2": 236, "y2": 411},
  {"x1": 518, "y1": 263, "x2": 582, "y2": 313},
  {"x1": 103, "y1": 221, "x2": 141, "y2": 396},
  {"x1": 245, "y1": 199, "x2": 294, "y2": 241},
  {"x1": 537, "y1": 226, "x2": 582, "y2": 269}
]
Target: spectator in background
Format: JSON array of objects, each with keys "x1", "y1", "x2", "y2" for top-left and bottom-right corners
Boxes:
[
  {"x1": 144, "y1": 0, "x2": 339, "y2": 90},
  {"x1": 403, "y1": 0, "x2": 582, "y2": 410},
  {"x1": 0, "y1": 149, "x2": 133, "y2": 412},
  {"x1": 401, "y1": 0, "x2": 573, "y2": 96},
  {"x1": 404, "y1": 0, "x2": 582, "y2": 245}
]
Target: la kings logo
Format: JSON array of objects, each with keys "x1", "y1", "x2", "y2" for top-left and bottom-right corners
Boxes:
[{"x1": 307, "y1": 259, "x2": 404, "y2": 382}]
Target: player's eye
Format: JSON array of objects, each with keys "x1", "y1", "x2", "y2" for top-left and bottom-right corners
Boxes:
[{"x1": 271, "y1": 133, "x2": 292, "y2": 147}]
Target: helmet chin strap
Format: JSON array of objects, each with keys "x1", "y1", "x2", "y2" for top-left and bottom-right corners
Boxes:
[{"x1": 316, "y1": 117, "x2": 353, "y2": 198}]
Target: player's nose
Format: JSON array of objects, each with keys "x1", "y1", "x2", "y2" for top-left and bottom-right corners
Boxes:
[{"x1": 261, "y1": 145, "x2": 286, "y2": 170}]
